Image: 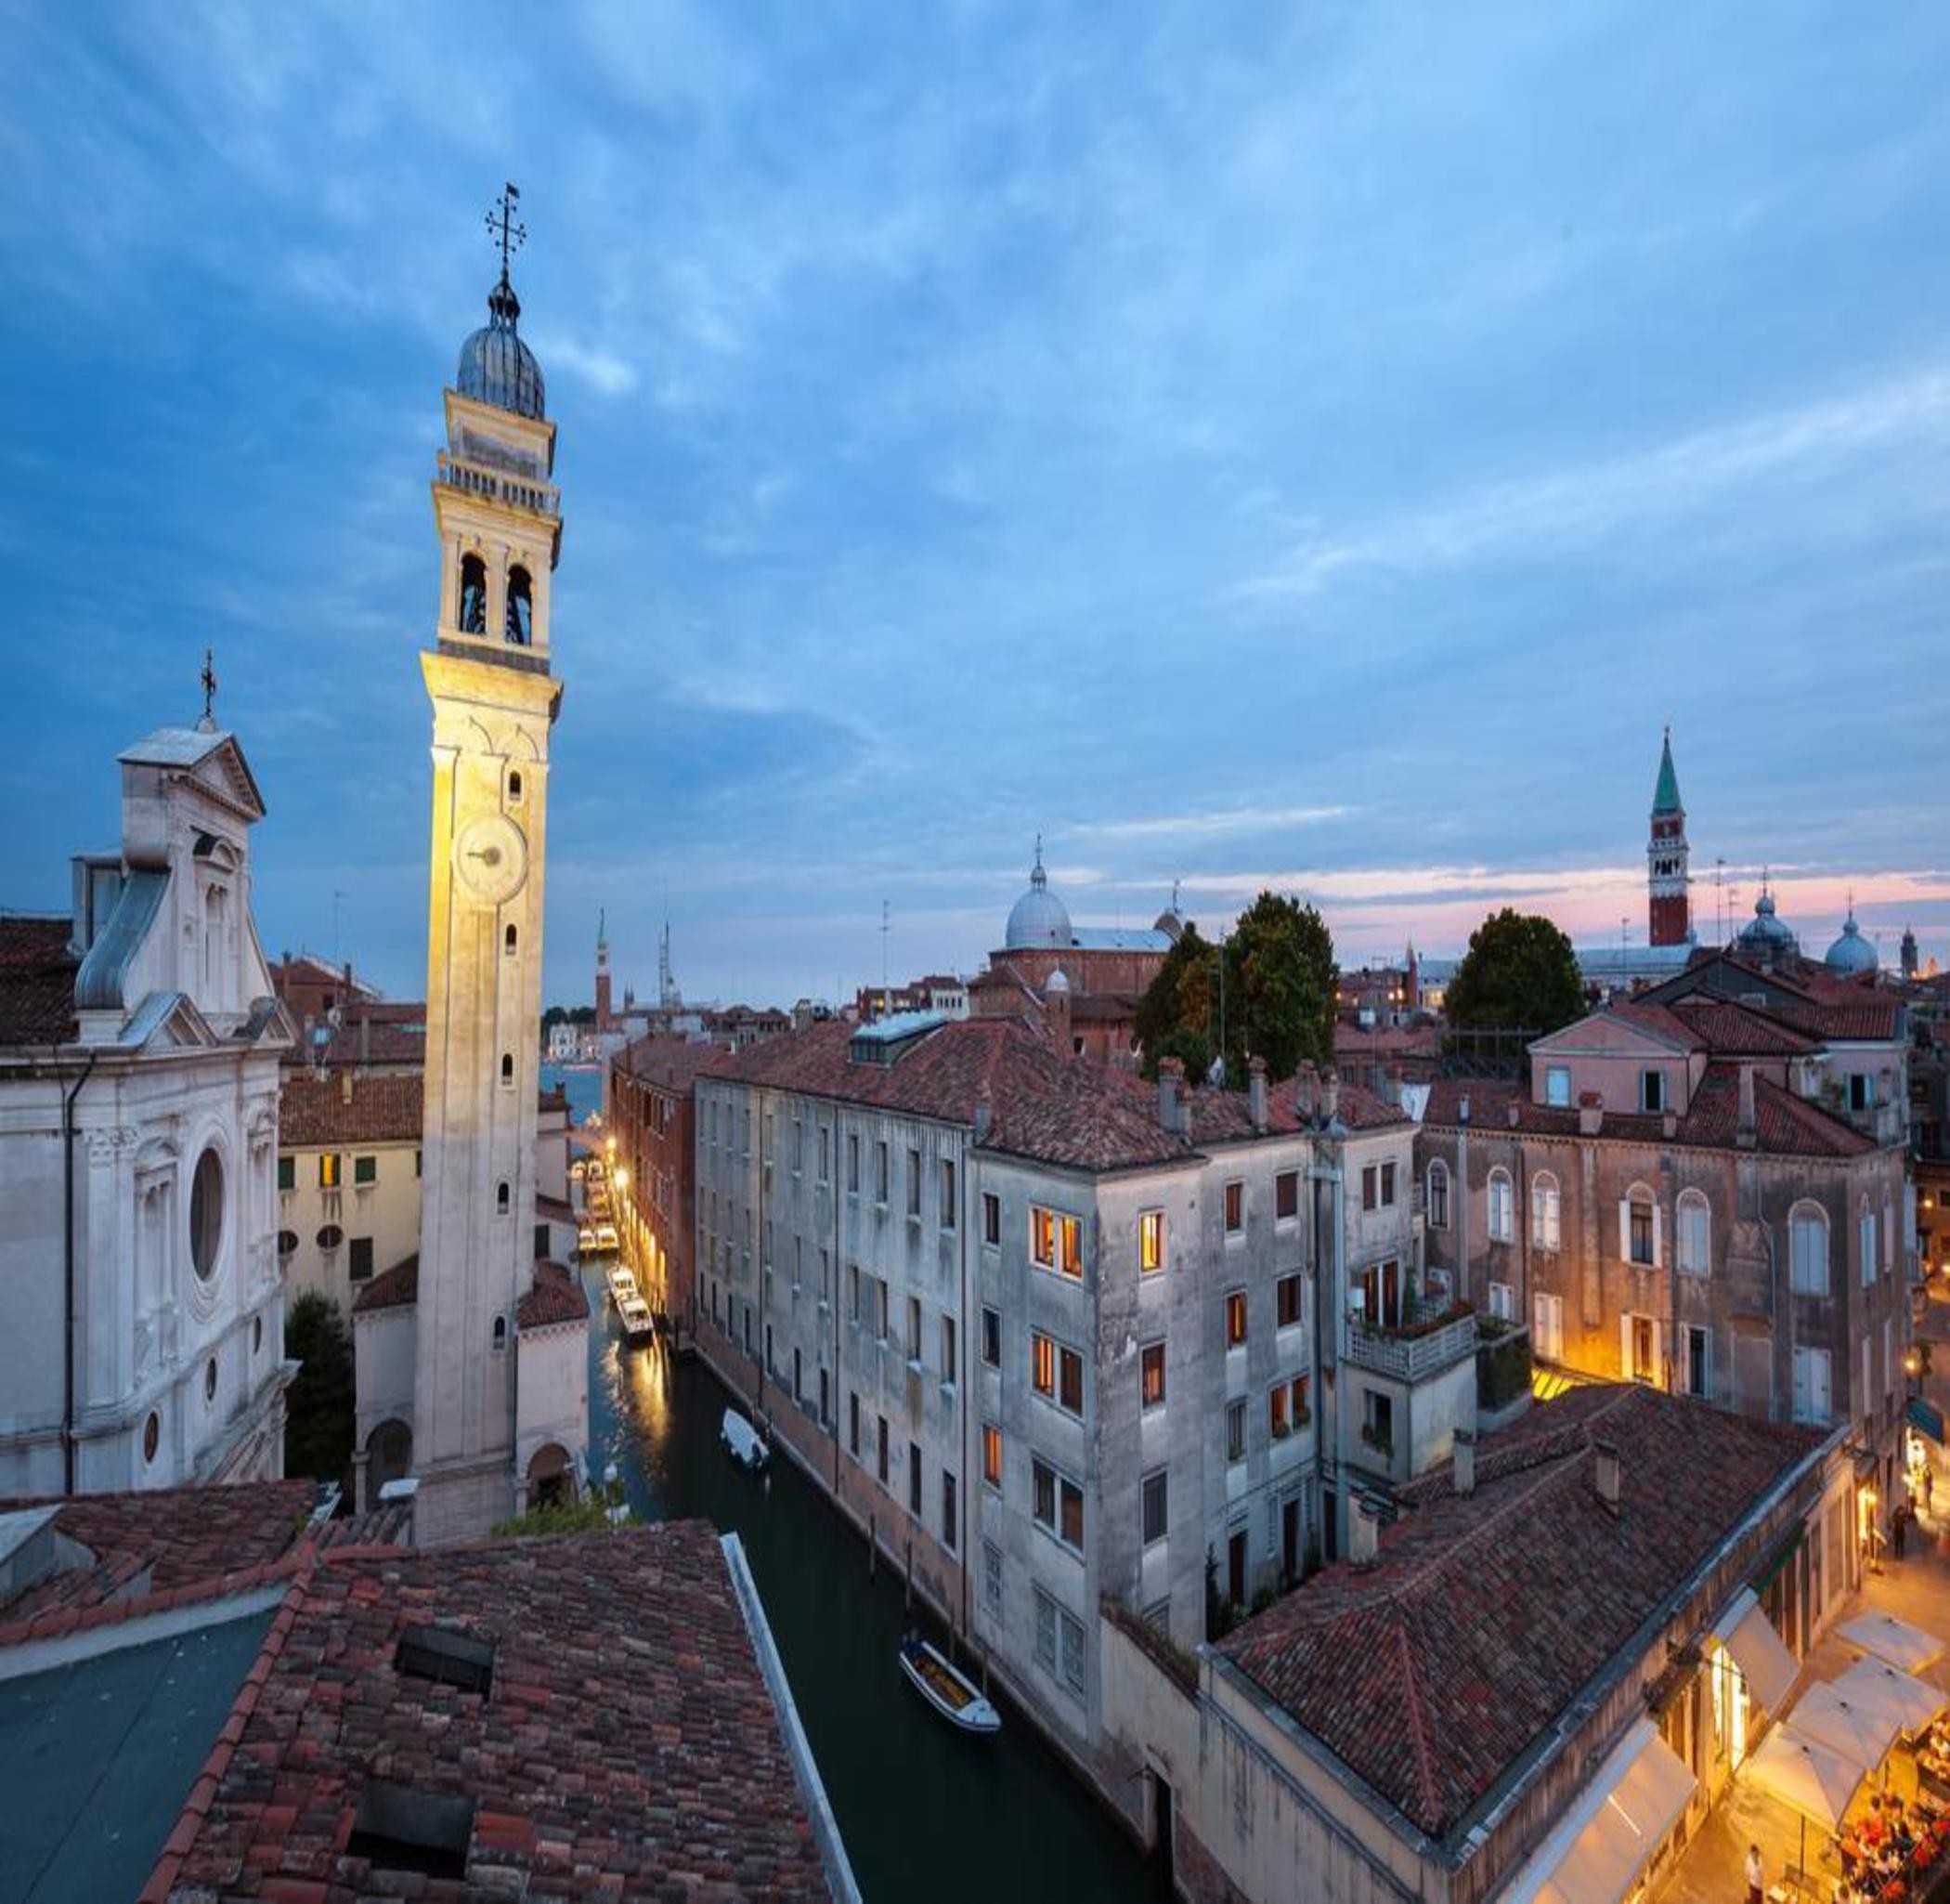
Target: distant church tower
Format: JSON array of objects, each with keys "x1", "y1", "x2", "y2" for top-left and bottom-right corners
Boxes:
[
  {"x1": 410, "y1": 193, "x2": 579, "y2": 1542},
  {"x1": 594, "y1": 909, "x2": 612, "y2": 1032},
  {"x1": 1647, "y1": 726, "x2": 1692, "y2": 948}
]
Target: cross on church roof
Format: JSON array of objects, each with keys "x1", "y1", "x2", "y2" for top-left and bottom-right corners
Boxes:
[
  {"x1": 486, "y1": 182, "x2": 526, "y2": 287},
  {"x1": 197, "y1": 646, "x2": 219, "y2": 733}
]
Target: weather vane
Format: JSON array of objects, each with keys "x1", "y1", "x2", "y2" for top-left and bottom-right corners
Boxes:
[
  {"x1": 198, "y1": 646, "x2": 219, "y2": 731},
  {"x1": 486, "y1": 182, "x2": 526, "y2": 285}
]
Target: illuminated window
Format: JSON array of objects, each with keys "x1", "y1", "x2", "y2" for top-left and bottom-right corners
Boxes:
[
  {"x1": 1223, "y1": 1181, "x2": 1243, "y2": 1236},
  {"x1": 1545, "y1": 1064, "x2": 1572, "y2": 1107},
  {"x1": 982, "y1": 1422, "x2": 1003, "y2": 1489},
  {"x1": 1624, "y1": 1185, "x2": 1656, "y2": 1267},
  {"x1": 1530, "y1": 1172, "x2": 1560, "y2": 1251},
  {"x1": 1031, "y1": 1206, "x2": 1056, "y2": 1268},
  {"x1": 318, "y1": 1153, "x2": 341, "y2": 1190},
  {"x1": 1059, "y1": 1214, "x2": 1083, "y2": 1279},
  {"x1": 1140, "y1": 1339, "x2": 1165, "y2": 1409},
  {"x1": 1225, "y1": 1289, "x2": 1247, "y2": 1348},
  {"x1": 1033, "y1": 1331, "x2": 1057, "y2": 1398},
  {"x1": 1139, "y1": 1208, "x2": 1166, "y2": 1274}
]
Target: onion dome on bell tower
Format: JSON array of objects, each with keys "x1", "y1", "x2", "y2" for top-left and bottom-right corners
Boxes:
[{"x1": 457, "y1": 189, "x2": 546, "y2": 421}]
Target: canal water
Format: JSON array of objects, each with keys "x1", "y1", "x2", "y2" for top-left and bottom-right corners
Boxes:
[{"x1": 582, "y1": 1271, "x2": 1170, "y2": 1904}]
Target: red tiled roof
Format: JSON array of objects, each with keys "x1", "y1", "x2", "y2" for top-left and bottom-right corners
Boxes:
[
  {"x1": 352, "y1": 1253, "x2": 418, "y2": 1313},
  {"x1": 1773, "y1": 998, "x2": 1905, "y2": 1042},
  {"x1": 280, "y1": 1071, "x2": 423, "y2": 1147},
  {"x1": 517, "y1": 1260, "x2": 590, "y2": 1330},
  {"x1": 1664, "y1": 995, "x2": 1819, "y2": 1056},
  {"x1": 154, "y1": 1521, "x2": 832, "y2": 1902},
  {"x1": 613, "y1": 1032, "x2": 726, "y2": 1093},
  {"x1": 1220, "y1": 1385, "x2": 1823, "y2": 1841},
  {"x1": 0, "y1": 1480, "x2": 318, "y2": 1629},
  {"x1": 0, "y1": 914, "x2": 78, "y2": 1047}
]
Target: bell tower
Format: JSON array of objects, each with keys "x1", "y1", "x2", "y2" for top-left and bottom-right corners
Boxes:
[
  {"x1": 1647, "y1": 725, "x2": 1692, "y2": 948},
  {"x1": 411, "y1": 188, "x2": 571, "y2": 1543}
]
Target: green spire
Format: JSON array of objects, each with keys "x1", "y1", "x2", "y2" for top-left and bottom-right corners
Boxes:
[
  {"x1": 597, "y1": 906, "x2": 607, "y2": 951},
  {"x1": 1652, "y1": 725, "x2": 1683, "y2": 815}
]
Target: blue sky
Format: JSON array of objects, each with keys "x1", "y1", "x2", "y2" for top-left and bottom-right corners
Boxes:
[{"x1": 3, "y1": 3, "x2": 1947, "y2": 1008}]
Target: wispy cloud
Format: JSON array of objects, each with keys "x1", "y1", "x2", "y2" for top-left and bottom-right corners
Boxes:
[{"x1": 1072, "y1": 805, "x2": 1350, "y2": 843}]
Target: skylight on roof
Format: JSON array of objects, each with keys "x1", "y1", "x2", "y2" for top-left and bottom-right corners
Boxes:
[
  {"x1": 396, "y1": 1623, "x2": 495, "y2": 1695},
  {"x1": 347, "y1": 1781, "x2": 474, "y2": 1880}
]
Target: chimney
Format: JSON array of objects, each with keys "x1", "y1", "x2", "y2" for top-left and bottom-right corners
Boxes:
[
  {"x1": 1321, "y1": 1072, "x2": 1341, "y2": 1128},
  {"x1": 1044, "y1": 970, "x2": 1072, "y2": 1059},
  {"x1": 359, "y1": 1011, "x2": 370, "y2": 1071},
  {"x1": 1349, "y1": 1498, "x2": 1381, "y2": 1568},
  {"x1": 1736, "y1": 1063, "x2": 1757, "y2": 1149},
  {"x1": 1248, "y1": 1055, "x2": 1268, "y2": 1134},
  {"x1": 1157, "y1": 1057, "x2": 1186, "y2": 1136},
  {"x1": 1593, "y1": 1439, "x2": 1621, "y2": 1518},
  {"x1": 1386, "y1": 1063, "x2": 1404, "y2": 1108},
  {"x1": 1578, "y1": 1090, "x2": 1604, "y2": 1137},
  {"x1": 1506, "y1": 1100, "x2": 1520, "y2": 1130},
  {"x1": 1458, "y1": 1091, "x2": 1471, "y2": 1127},
  {"x1": 974, "y1": 1087, "x2": 993, "y2": 1144},
  {"x1": 1661, "y1": 1107, "x2": 1677, "y2": 1141},
  {"x1": 1294, "y1": 1063, "x2": 1317, "y2": 1123},
  {"x1": 1452, "y1": 1428, "x2": 1476, "y2": 1499},
  {"x1": 340, "y1": 1068, "x2": 354, "y2": 1108}
]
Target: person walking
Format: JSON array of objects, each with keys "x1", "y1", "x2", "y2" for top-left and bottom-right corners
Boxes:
[
  {"x1": 1746, "y1": 1841, "x2": 1764, "y2": 1904},
  {"x1": 1893, "y1": 1502, "x2": 1908, "y2": 1561}
]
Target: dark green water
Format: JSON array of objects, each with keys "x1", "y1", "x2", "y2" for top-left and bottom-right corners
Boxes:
[{"x1": 583, "y1": 1272, "x2": 1169, "y2": 1904}]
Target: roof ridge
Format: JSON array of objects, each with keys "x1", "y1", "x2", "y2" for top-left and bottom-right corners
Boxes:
[{"x1": 1391, "y1": 1611, "x2": 1444, "y2": 1829}]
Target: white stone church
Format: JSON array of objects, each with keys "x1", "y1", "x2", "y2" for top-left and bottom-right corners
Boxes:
[{"x1": 0, "y1": 722, "x2": 293, "y2": 1494}]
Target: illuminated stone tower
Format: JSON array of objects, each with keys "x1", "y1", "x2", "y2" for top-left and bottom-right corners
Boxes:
[
  {"x1": 1647, "y1": 726, "x2": 1692, "y2": 949},
  {"x1": 410, "y1": 190, "x2": 577, "y2": 1542}
]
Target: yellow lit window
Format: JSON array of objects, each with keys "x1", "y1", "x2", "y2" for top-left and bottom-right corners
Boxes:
[
  {"x1": 1033, "y1": 1333, "x2": 1056, "y2": 1397},
  {"x1": 1031, "y1": 1206, "x2": 1056, "y2": 1269},
  {"x1": 318, "y1": 1153, "x2": 341, "y2": 1190},
  {"x1": 1059, "y1": 1215, "x2": 1083, "y2": 1280},
  {"x1": 1139, "y1": 1209, "x2": 1165, "y2": 1274},
  {"x1": 1225, "y1": 1290, "x2": 1247, "y2": 1348},
  {"x1": 982, "y1": 1423, "x2": 1003, "y2": 1488}
]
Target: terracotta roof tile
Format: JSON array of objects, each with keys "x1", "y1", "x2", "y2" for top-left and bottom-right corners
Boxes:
[
  {"x1": 1221, "y1": 1386, "x2": 1822, "y2": 1840},
  {"x1": 279, "y1": 1072, "x2": 422, "y2": 1147},
  {"x1": 613, "y1": 1032, "x2": 728, "y2": 1093},
  {"x1": 516, "y1": 1260, "x2": 590, "y2": 1330},
  {"x1": 0, "y1": 914, "x2": 79, "y2": 1046},
  {"x1": 351, "y1": 1253, "x2": 418, "y2": 1314}
]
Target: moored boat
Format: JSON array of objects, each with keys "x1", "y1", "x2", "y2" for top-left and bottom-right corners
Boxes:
[
  {"x1": 898, "y1": 1635, "x2": 1001, "y2": 1735},
  {"x1": 617, "y1": 1294, "x2": 656, "y2": 1342},
  {"x1": 722, "y1": 1408, "x2": 768, "y2": 1471},
  {"x1": 606, "y1": 1264, "x2": 638, "y2": 1306}
]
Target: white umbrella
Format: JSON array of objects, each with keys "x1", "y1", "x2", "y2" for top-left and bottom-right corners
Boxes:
[
  {"x1": 1832, "y1": 1657, "x2": 1947, "y2": 1738},
  {"x1": 1744, "y1": 1723, "x2": 1866, "y2": 1831},
  {"x1": 1790, "y1": 1682, "x2": 1903, "y2": 1770},
  {"x1": 1839, "y1": 1611, "x2": 1945, "y2": 1674}
]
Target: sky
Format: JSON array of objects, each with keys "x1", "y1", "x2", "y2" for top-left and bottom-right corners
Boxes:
[{"x1": 3, "y1": 3, "x2": 1947, "y2": 1009}]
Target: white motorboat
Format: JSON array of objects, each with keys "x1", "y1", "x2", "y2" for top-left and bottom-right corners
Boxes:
[
  {"x1": 899, "y1": 1636, "x2": 1001, "y2": 1735},
  {"x1": 722, "y1": 1408, "x2": 768, "y2": 1471},
  {"x1": 606, "y1": 1264, "x2": 638, "y2": 1306},
  {"x1": 617, "y1": 1295, "x2": 656, "y2": 1343}
]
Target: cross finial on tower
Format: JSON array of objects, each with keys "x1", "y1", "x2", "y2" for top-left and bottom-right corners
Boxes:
[
  {"x1": 197, "y1": 646, "x2": 219, "y2": 733},
  {"x1": 486, "y1": 183, "x2": 526, "y2": 289}
]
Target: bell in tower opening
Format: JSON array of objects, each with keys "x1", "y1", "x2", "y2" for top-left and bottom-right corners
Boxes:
[{"x1": 506, "y1": 564, "x2": 533, "y2": 645}]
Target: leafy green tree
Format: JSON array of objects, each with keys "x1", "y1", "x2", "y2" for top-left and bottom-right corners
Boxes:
[
  {"x1": 284, "y1": 1292, "x2": 354, "y2": 1490},
  {"x1": 1221, "y1": 892, "x2": 1337, "y2": 1082},
  {"x1": 1445, "y1": 908, "x2": 1585, "y2": 1034},
  {"x1": 1136, "y1": 924, "x2": 1219, "y2": 1081}
]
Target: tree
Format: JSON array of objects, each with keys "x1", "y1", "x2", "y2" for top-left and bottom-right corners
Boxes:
[
  {"x1": 284, "y1": 1292, "x2": 354, "y2": 1491},
  {"x1": 1445, "y1": 908, "x2": 1585, "y2": 1035},
  {"x1": 1135, "y1": 897, "x2": 1338, "y2": 1085}
]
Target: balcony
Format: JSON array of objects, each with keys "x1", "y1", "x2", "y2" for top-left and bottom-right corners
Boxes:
[
  {"x1": 1345, "y1": 1300, "x2": 1477, "y2": 1383},
  {"x1": 437, "y1": 450, "x2": 559, "y2": 519}
]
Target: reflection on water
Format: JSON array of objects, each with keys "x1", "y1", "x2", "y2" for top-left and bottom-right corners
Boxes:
[{"x1": 582, "y1": 1268, "x2": 1168, "y2": 1904}]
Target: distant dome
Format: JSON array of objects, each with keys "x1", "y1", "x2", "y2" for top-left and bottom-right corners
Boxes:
[
  {"x1": 1826, "y1": 910, "x2": 1878, "y2": 974},
  {"x1": 1737, "y1": 887, "x2": 1798, "y2": 956},
  {"x1": 1005, "y1": 841, "x2": 1072, "y2": 950},
  {"x1": 1046, "y1": 968, "x2": 1070, "y2": 995},
  {"x1": 457, "y1": 279, "x2": 546, "y2": 421}
]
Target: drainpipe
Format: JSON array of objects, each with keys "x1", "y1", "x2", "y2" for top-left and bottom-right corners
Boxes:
[{"x1": 62, "y1": 1046, "x2": 102, "y2": 1497}]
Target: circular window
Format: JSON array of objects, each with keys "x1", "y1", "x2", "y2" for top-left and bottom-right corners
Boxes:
[
  {"x1": 276, "y1": 1230, "x2": 298, "y2": 1258},
  {"x1": 143, "y1": 1411, "x2": 160, "y2": 1464},
  {"x1": 204, "y1": 1357, "x2": 217, "y2": 1403},
  {"x1": 253, "y1": 1315, "x2": 263, "y2": 1356},
  {"x1": 188, "y1": 1147, "x2": 224, "y2": 1282},
  {"x1": 317, "y1": 1223, "x2": 344, "y2": 1251}
]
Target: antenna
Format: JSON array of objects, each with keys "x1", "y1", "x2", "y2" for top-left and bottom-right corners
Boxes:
[
  {"x1": 332, "y1": 889, "x2": 347, "y2": 970},
  {"x1": 881, "y1": 899, "x2": 891, "y2": 1017}
]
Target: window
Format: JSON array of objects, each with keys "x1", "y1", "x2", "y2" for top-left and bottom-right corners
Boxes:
[
  {"x1": 319, "y1": 1153, "x2": 342, "y2": 1190},
  {"x1": 504, "y1": 564, "x2": 533, "y2": 645},
  {"x1": 1060, "y1": 1474, "x2": 1083, "y2": 1547},
  {"x1": 1141, "y1": 1469, "x2": 1168, "y2": 1545},
  {"x1": 982, "y1": 1541, "x2": 1004, "y2": 1614},
  {"x1": 1545, "y1": 1064, "x2": 1572, "y2": 1108},
  {"x1": 1487, "y1": 1168, "x2": 1514, "y2": 1244},
  {"x1": 1640, "y1": 1069, "x2": 1666, "y2": 1115},
  {"x1": 1488, "y1": 1279, "x2": 1514, "y2": 1322},
  {"x1": 1224, "y1": 1181, "x2": 1244, "y2": 1236},
  {"x1": 492, "y1": 1313, "x2": 507, "y2": 1351},
  {"x1": 276, "y1": 1229, "x2": 297, "y2": 1258},
  {"x1": 820, "y1": 1126, "x2": 831, "y2": 1182},
  {"x1": 1139, "y1": 1208, "x2": 1166, "y2": 1273},
  {"x1": 1140, "y1": 1340, "x2": 1165, "y2": 1409},
  {"x1": 848, "y1": 1262, "x2": 861, "y2": 1323},
  {"x1": 876, "y1": 1141, "x2": 890, "y2": 1204},
  {"x1": 982, "y1": 1305, "x2": 1001, "y2": 1368},
  {"x1": 503, "y1": 923, "x2": 517, "y2": 954},
  {"x1": 1682, "y1": 1324, "x2": 1710, "y2": 1399},
  {"x1": 1032, "y1": 1206, "x2": 1055, "y2": 1269},
  {"x1": 940, "y1": 1158, "x2": 956, "y2": 1228},
  {"x1": 1362, "y1": 1390, "x2": 1394, "y2": 1457},
  {"x1": 1032, "y1": 1461, "x2": 1084, "y2": 1551},
  {"x1": 1623, "y1": 1312, "x2": 1659, "y2": 1385},
  {"x1": 1381, "y1": 1161, "x2": 1397, "y2": 1206},
  {"x1": 458, "y1": 551, "x2": 488, "y2": 632},
  {"x1": 1268, "y1": 1383, "x2": 1290, "y2": 1440},
  {"x1": 940, "y1": 1312, "x2": 957, "y2": 1385},
  {"x1": 907, "y1": 1295, "x2": 922, "y2": 1363},
  {"x1": 906, "y1": 1148, "x2": 922, "y2": 1218},
  {"x1": 875, "y1": 1279, "x2": 890, "y2": 1341},
  {"x1": 1275, "y1": 1170, "x2": 1299, "y2": 1222},
  {"x1": 1226, "y1": 1399, "x2": 1246, "y2": 1463},
  {"x1": 942, "y1": 1470, "x2": 957, "y2": 1551},
  {"x1": 1060, "y1": 1601, "x2": 1086, "y2": 1693},
  {"x1": 877, "y1": 1415, "x2": 890, "y2": 1485},
  {"x1": 1860, "y1": 1199, "x2": 1878, "y2": 1288},
  {"x1": 1530, "y1": 1172, "x2": 1561, "y2": 1251},
  {"x1": 1790, "y1": 1205, "x2": 1829, "y2": 1296},
  {"x1": 1033, "y1": 1332, "x2": 1057, "y2": 1399},
  {"x1": 1034, "y1": 1457, "x2": 1056, "y2": 1530},
  {"x1": 1034, "y1": 1587, "x2": 1058, "y2": 1673},
  {"x1": 982, "y1": 1422, "x2": 1003, "y2": 1489},
  {"x1": 850, "y1": 1392, "x2": 860, "y2": 1457},
  {"x1": 349, "y1": 1237, "x2": 375, "y2": 1282},
  {"x1": 500, "y1": 1053, "x2": 514, "y2": 1087},
  {"x1": 1849, "y1": 1072, "x2": 1874, "y2": 1114},
  {"x1": 1793, "y1": 1345, "x2": 1832, "y2": 1425},
  {"x1": 1533, "y1": 1291, "x2": 1564, "y2": 1362},
  {"x1": 982, "y1": 1192, "x2": 1000, "y2": 1245},
  {"x1": 1059, "y1": 1345, "x2": 1084, "y2": 1415},
  {"x1": 1426, "y1": 1161, "x2": 1449, "y2": 1230},
  {"x1": 909, "y1": 1441, "x2": 923, "y2": 1515},
  {"x1": 354, "y1": 1154, "x2": 378, "y2": 1186},
  {"x1": 277, "y1": 1155, "x2": 295, "y2": 1193},
  {"x1": 1225, "y1": 1289, "x2": 1247, "y2": 1348},
  {"x1": 1624, "y1": 1186, "x2": 1657, "y2": 1267},
  {"x1": 1276, "y1": 1272, "x2": 1302, "y2": 1329},
  {"x1": 496, "y1": 1180, "x2": 510, "y2": 1215},
  {"x1": 1677, "y1": 1190, "x2": 1710, "y2": 1277},
  {"x1": 847, "y1": 1134, "x2": 859, "y2": 1193},
  {"x1": 317, "y1": 1222, "x2": 343, "y2": 1251},
  {"x1": 1361, "y1": 1165, "x2": 1379, "y2": 1212}
]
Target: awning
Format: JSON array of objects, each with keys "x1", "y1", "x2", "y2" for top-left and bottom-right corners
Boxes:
[
  {"x1": 1831, "y1": 1657, "x2": 1946, "y2": 1736},
  {"x1": 1500, "y1": 1719, "x2": 1696, "y2": 1904},
  {"x1": 1839, "y1": 1611, "x2": 1945, "y2": 1674},
  {"x1": 1791, "y1": 1680, "x2": 1903, "y2": 1769},
  {"x1": 1908, "y1": 1396, "x2": 1945, "y2": 1445},
  {"x1": 1714, "y1": 1587, "x2": 1800, "y2": 1713},
  {"x1": 1743, "y1": 1723, "x2": 1866, "y2": 1830}
]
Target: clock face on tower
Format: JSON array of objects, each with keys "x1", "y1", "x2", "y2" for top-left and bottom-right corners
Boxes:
[{"x1": 453, "y1": 814, "x2": 528, "y2": 906}]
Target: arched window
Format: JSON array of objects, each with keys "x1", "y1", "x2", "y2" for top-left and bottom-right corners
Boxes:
[
  {"x1": 505, "y1": 565, "x2": 533, "y2": 645},
  {"x1": 1426, "y1": 1161, "x2": 1449, "y2": 1231},
  {"x1": 1860, "y1": 1195, "x2": 1878, "y2": 1288},
  {"x1": 1789, "y1": 1202, "x2": 1829, "y2": 1296},
  {"x1": 496, "y1": 1180, "x2": 511, "y2": 1215},
  {"x1": 492, "y1": 1314, "x2": 508, "y2": 1351},
  {"x1": 1487, "y1": 1167, "x2": 1514, "y2": 1244},
  {"x1": 507, "y1": 770, "x2": 523, "y2": 802},
  {"x1": 500, "y1": 1052, "x2": 514, "y2": 1086},
  {"x1": 1677, "y1": 1189, "x2": 1711, "y2": 1277},
  {"x1": 1619, "y1": 1183, "x2": 1658, "y2": 1268},
  {"x1": 1530, "y1": 1171, "x2": 1561, "y2": 1252},
  {"x1": 504, "y1": 923, "x2": 518, "y2": 955},
  {"x1": 459, "y1": 553, "x2": 488, "y2": 634}
]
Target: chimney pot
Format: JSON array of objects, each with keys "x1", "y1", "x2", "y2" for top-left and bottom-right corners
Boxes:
[
  {"x1": 1349, "y1": 1498, "x2": 1381, "y2": 1567},
  {"x1": 340, "y1": 1068, "x2": 353, "y2": 1107},
  {"x1": 1579, "y1": 1090, "x2": 1604, "y2": 1137},
  {"x1": 1321, "y1": 1073, "x2": 1341, "y2": 1127},
  {"x1": 1452, "y1": 1428, "x2": 1476, "y2": 1498},
  {"x1": 1294, "y1": 1062, "x2": 1317, "y2": 1121},
  {"x1": 1248, "y1": 1054, "x2": 1268, "y2": 1134},
  {"x1": 1593, "y1": 1439, "x2": 1621, "y2": 1517}
]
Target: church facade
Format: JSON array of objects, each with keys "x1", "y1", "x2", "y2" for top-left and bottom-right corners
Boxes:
[
  {"x1": 0, "y1": 722, "x2": 292, "y2": 1494},
  {"x1": 353, "y1": 211, "x2": 588, "y2": 1540}
]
